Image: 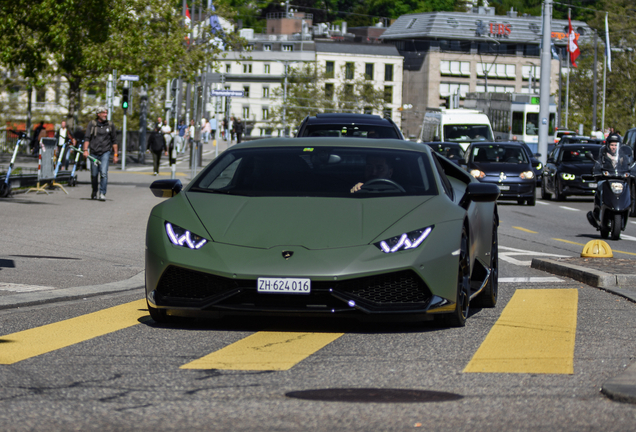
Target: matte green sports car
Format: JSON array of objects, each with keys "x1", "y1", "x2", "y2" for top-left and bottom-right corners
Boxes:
[{"x1": 145, "y1": 138, "x2": 499, "y2": 326}]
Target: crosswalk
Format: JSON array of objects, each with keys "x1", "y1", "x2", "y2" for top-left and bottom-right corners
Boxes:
[{"x1": 0, "y1": 290, "x2": 579, "y2": 374}]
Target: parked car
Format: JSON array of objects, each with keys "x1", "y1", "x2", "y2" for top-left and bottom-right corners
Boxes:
[
  {"x1": 296, "y1": 113, "x2": 404, "y2": 139},
  {"x1": 145, "y1": 137, "x2": 500, "y2": 327},
  {"x1": 465, "y1": 142, "x2": 537, "y2": 206},
  {"x1": 423, "y1": 142, "x2": 465, "y2": 165},
  {"x1": 541, "y1": 143, "x2": 602, "y2": 201}
]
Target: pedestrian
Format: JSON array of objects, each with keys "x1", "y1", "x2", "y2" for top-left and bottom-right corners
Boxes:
[
  {"x1": 161, "y1": 120, "x2": 173, "y2": 152},
  {"x1": 186, "y1": 119, "x2": 196, "y2": 154},
  {"x1": 202, "y1": 119, "x2": 211, "y2": 144},
  {"x1": 148, "y1": 127, "x2": 168, "y2": 175},
  {"x1": 221, "y1": 118, "x2": 228, "y2": 140},
  {"x1": 234, "y1": 117, "x2": 244, "y2": 144},
  {"x1": 155, "y1": 116, "x2": 164, "y2": 130},
  {"x1": 55, "y1": 120, "x2": 75, "y2": 170},
  {"x1": 229, "y1": 116, "x2": 235, "y2": 144},
  {"x1": 209, "y1": 117, "x2": 217, "y2": 142},
  {"x1": 31, "y1": 121, "x2": 46, "y2": 155},
  {"x1": 83, "y1": 107, "x2": 118, "y2": 201}
]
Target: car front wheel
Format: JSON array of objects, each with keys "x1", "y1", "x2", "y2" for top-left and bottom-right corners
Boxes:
[{"x1": 443, "y1": 227, "x2": 470, "y2": 327}]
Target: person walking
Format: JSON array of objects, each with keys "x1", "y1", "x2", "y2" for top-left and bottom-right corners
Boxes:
[
  {"x1": 148, "y1": 127, "x2": 168, "y2": 175},
  {"x1": 54, "y1": 120, "x2": 75, "y2": 170},
  {"x1": 234, "y1": 117, "x2": 244, "y2": 144},
  {"x1": 83, "y1": 107, "x2": 118, "y2": 201},
  {"x1": 202, "y1": 119, "x2": 212, "y2": 144},
  {"x1": 176, "y1": 119, "x2": 187, "y2": 154},
  {"x1": 221, "y1": 117, "x2": 228, "y2": 140},
  {"x1": 228, "y1": 116, "x2": 235, "y2": 144}
]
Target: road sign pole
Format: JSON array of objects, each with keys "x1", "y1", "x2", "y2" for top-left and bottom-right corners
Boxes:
[{"x1": 122, "y1": 81, "x2": 128, "y2": 171}]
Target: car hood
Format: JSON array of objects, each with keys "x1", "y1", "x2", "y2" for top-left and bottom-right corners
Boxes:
[
  {"x1": 559, "y1": 162, "x2": 595, "y2": 174},
  {"x1": 185, "y1": 192, "x2": 435, "y2": 249},
  {"x1": 472, "y1": 162, "x2": 531, "y2": 174}
]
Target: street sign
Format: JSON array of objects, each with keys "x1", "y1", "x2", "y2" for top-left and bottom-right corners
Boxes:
[
  {"x1": 120, "y1": 74, "x2": 140, "y2": 81},
  {"x1": 210, "y1": 89, "x2": 244, "y2": 97}
]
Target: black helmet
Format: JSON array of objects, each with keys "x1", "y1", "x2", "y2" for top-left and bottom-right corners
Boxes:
[{"x1": 607, "y1": 134, "x2": 621, "y2": 144}]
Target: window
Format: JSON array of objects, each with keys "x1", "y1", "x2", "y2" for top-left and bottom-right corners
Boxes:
[
  {"x1": 225, "y1": 64, "x2": 231, "y2": 73},
  {"x1": 264, "y1": 44, "x2": 272, "y2": 51},
  {"x1": 262, "y1": 87, "x2": 269, "y2": 98},
  {"x1": 325, "y1": 83, "x2": 334, "y2": 99},
  {"x1": 264, "y1": 64, "x2": 270, "y2": 74},
  {"x1": 383, "y1": 108, "x2": 392, "y2": 119},
  {"x1": 9, "y1": 85, "x2": 20, "y2": 102},
  {"x1": 364, "y1": 107, "x2": 373, "y2": 115},
  {"x1": 243, "y1": 106, "x2": 250, "y2": 119},
  {"x1": 36, "y1": 87, "x2": 46, "y2": 103},
  {"x1": 243, "y1": 86, "x2": 250, "y2": 98},
  {"x1": 384, "y1": 86, "x2": 393, "y2": 104},
  {"x1": 262, "y1": 107, "x2": 269, "y2": 120},
  {"x1": 385, "y1": 64, "x2": 393, "y2": 82},
  {"x1": 345, "y1": 62, "x2": 354, "y2": 80},
  {"x1": 365, "y1": 63, "x2": 374, "y2": 80},
  {"x1": 344, "y1": 84, "x2": 354, "y2": 98},
  {"x1": 441, "y1": 61, "x2": 470, "y2": 77},
  {"x1": 512, "y1": 112, "x2": 524, "y2": 135},
  {"x1": 282, "y1": 44, "x2": 293, "y2": 51},
  {"x1": 326, "y1": 61, "x2": 334, "y2": 78},
  {"x1": 243, "y1": 64, "x2": 252, "y2": 74}
]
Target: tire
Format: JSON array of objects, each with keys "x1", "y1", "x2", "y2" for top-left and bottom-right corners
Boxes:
[
  {"x1": 147, "y1": 300, "x2": 171, "y2": 324},
  {"x1": 600, "y1": 213, "x2": 610, "y2": 239},
  {"x1": 630, "y1": 181, "x2": 636, "y2": 217},
  {"x1": 526, "y1": 195, "x2": 536, "y2": 206},
  {"x1": 69, "y1": 176, "x2": 76, "y2": 187},
  {"x1": 476, "y1": 216, "x2": 498, "y2": 308},
  {"x1": 611, "y1": 213, "x2": 622, "y2": 241},
  {"x1": 517, "y1": 198, "x2": 525, "y2": 205},
  {"x1": 555, "y1": 180, "x2": 566, "y2": 201},
  {"x1": 541, "y1": 179, "x2": 552, "y2": 200},
  {"x1": 0, "y1": 182, "x2": 10, "y2": 198},
  {"x1": 444, "y1": 227, "x2": 471, "y2": 327}
]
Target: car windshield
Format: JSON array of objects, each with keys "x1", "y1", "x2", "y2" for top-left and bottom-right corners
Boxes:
[
  {"x1": 562, "y1": 146, "x2": 600, "y2": 163},
  {"x1": 301, "y1": 124, "x2": 399, "y2": 139},
  {"x1": 190, "y1": 147, "x2": 438, "y2": 197},
  {"x1": 426, "y1": 143, "x2": 463, "y2": 160},
  {"x1": 470, "y1": 144, "x2": 529, "y2": 164},
  {"x1": 443, "y1": 125, "x2": 493, "y2": 143}
]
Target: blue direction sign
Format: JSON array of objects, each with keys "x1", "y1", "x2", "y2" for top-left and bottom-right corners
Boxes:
[
  {"x1": 120, "y1": 74, "x2": 140, "y2": 81},
  {"x1": 210, "y1": 89, "x2": 244, "y2": 97}
]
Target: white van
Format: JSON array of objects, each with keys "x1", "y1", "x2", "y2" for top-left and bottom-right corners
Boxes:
[{"x1": 419, "y1": 108, "x2": 494, "y2": 151}]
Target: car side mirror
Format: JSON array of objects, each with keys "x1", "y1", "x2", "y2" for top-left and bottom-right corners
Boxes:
[
  {"x1": 150, "y1": 179, "x2": 183, "y2": 198},
  {"x1": 534, "y1": 152, "x2": 542, "y2": 158},
  {"x1": 460, "y1": 182, "x2": 500, "y2": 208},
  {"x1": 547, "y1": 157, "x2": 555, "y2": 163}
]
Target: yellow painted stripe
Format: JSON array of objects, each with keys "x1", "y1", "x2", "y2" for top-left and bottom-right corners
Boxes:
[
  {"x1": 181, "y1": 331, "x2": 344, "y2": 371},
  {"x1": 0, "y1": 300, "x2": 148, "y2": 364},
  {"x1": 513, "y1": 226, "x2": 538, "y2": 234},
  {"x1": 464, "y1": 289, "x2": 578, "y2": 374},
  {"x1": 552, "y1": 238, "x2": 584, "y2": 246}
]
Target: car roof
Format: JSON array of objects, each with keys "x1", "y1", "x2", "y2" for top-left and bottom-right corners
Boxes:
[
  {"x1": 229, "y1": 137, "x2": 432, "y2": 152},
  {"x1": 423, "y1": 141, "x2": 462, "y2": 147},
  {"x1": 303, "y1": 113, "x2": 394, "y2": 126}
]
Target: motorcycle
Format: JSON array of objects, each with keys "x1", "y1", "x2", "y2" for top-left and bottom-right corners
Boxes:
[{"x1": 586, "y1": 144, "x2": 634, "y2": 240}]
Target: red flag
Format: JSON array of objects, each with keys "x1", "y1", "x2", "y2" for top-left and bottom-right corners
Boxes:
[
  {"x1": 568, "y1": 16, "x2": 580, "y2": 67},
  {"x1": 185, "y1": 5, "x2": 191, "y2": 44}
]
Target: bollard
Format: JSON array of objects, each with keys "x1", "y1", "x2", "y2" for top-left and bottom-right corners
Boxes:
[{"x1": 581, "y1": 240, "x2": 613, "y2": 258}]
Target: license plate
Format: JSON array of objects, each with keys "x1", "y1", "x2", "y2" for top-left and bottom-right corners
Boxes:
[
  {"x1": 498, "y1": 185, "x2": 510, "y2": 191},
  {"x1": 257, "y1": 278, "x2": 311, "y2": 294},
  {"x1": 588, "y1": 183, "x2": 597, "y2": 188}
]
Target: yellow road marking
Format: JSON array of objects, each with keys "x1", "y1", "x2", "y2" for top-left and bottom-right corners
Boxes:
[
  {"x1": 0, "y1": 300, "x2": 148, "y2": 364},
  {"x1": 513, "y1": 226, "x2": 538, "y2": 234},
  {"x1": 553, "y1": 238, "x2": 636, "y2": 256},
  {"x1": 464, "y1": 289, "x2": 578, "y2": 374},
  {"x1": 180, "y1": 331, "x2": 344, "y2": 371}
]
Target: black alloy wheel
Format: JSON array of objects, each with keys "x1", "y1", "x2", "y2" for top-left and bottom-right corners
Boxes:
[
  {"x1": 444, "y1": 227, "x2": 471, "y2": 327},
  {"x1": 541, "y1": 178, "x2": 552, "y2": 200},
  {"x1": 555, "y1": 180, "x2": 566, "y2": 201},
  {"x1": 476, "y1": 216, "x2": 498, "y2": 308}
]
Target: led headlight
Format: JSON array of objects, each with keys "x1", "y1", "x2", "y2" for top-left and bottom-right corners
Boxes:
[
  {"x1": 375, "y1": 226, "x2": 433, "y2": 253},
  {"x1": 561, "y1": 173, "x2": 576, "y2": 180},
  {"x1": 535, "y1": 162, "x2": 543, "y2": 170},
  {"x1": 610, "y1": 182, "x2": 624, "y2": 194},
  {"x1": 470, "y1": 169, "x2": 485, "y2": 179},
  {"x1": 165, "y1": 222, "x2": 208, "y2": 249},
  {"x1": 520, "y1": 171, "x2": 534, "y2": 179}
]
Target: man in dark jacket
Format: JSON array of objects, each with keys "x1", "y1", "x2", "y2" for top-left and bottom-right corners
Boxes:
[
  {"x1": 83, "y1": 107, "x2": 118, "y2": 201},
  {"x1": 148, "y1": 127, "x2": 168, "y2": 175}
]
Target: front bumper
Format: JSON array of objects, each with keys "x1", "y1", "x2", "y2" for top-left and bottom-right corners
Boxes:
[
  {"x1": 560, "y1": 180, "x2": 597, "y2": 196},
  {"x1": 480, "y1": 179, "x2": 535, "y2": 200}
]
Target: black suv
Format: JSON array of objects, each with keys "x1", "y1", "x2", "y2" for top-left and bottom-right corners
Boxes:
[{"x1": 296, "y1": 113, "x2": 404, "y2": 139}]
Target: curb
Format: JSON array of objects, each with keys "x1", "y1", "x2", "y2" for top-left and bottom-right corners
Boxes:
[
  {"x1": 531, "y1": 257, "x2": 636, "y2": 404},
  {"x1": 0, "y1": 271, "x2": 145, "y2": 310},
  {"x1": 530, "y1": 258, "x2": 636, "y2": 303}
]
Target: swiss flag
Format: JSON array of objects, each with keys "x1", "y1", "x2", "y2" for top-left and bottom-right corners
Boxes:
[{"x1": 568, "y1": 16, "x2": 580, "y2": 67}]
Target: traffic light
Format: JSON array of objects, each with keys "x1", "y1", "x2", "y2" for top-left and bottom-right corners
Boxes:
[{"x1": 122, "y1": 87, "x2": 129, "y2": 111}]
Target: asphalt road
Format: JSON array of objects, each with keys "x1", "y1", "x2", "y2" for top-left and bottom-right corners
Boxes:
[{"x1": 1, "y1": 153, "x2": 636, "y2": 430}]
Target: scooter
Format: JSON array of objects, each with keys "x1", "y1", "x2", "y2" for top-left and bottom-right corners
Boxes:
[
  {"x1": 586, "y1": 145, "x2": 634, "y2": 240},
  {"x1": 1, "y1": 130, "x2": 28, "y2": 198},
  {"x1": 65, "y1": 143, "x2": 101, "y2": 187}
]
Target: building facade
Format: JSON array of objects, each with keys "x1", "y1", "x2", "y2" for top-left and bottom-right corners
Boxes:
[{"x1": 380, "y1": 7, "x2": 594, "y2": 139}]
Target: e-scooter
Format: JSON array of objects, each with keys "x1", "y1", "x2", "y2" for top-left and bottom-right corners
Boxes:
[{"x1": 1, "y1": 130, "x2": 28, "y2": 198}]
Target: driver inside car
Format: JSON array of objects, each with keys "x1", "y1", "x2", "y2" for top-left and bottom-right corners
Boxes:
[{"x1": 350, "y1": 156, "x2": 394, "y2": 193}]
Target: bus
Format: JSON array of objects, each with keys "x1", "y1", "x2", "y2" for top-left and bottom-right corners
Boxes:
[
  {"x1": 464, "y1": 92, "x2": 557, "y2": 154},
  {"x1": 418, "y1": 108, "x2": 494, "y2": 151}
]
